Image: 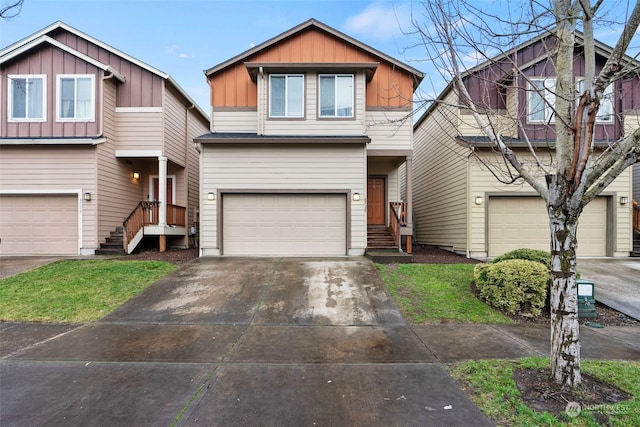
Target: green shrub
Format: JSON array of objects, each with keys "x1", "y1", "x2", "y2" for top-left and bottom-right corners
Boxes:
[
  {"x1": 491, "y1": 248, "x2": 551, "y2": 267},
  {"x1": 474, "y1": 259, "x2": 549, "y2": 317}
]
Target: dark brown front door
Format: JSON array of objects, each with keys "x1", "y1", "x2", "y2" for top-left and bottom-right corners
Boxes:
[
  {"x1": 367, "y1": 177, "x2": 385, "y2": 225},
  {"x1": 153, "y1": 177, "x2": 173, "y2": 204}
]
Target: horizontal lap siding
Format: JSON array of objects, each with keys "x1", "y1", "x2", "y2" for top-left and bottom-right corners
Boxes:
[
  {"x1": 366, "y1": 110, "x2": 412, "y2": 150},
  {"x1": 211, "y1": 111, "x2": 257, "y2": 133},
  {"x1": 200, "y1": 144, "x2": 366, "y2": 253},
  {"x1": 413, "y1": 92, "x2": 469, "y2": 252},
  {"x1": 115, "y1": 111, "x2": 163, "y2": 151},
  {"x1": 164, "y1": 88, "x2": 187, "y2": 167}
]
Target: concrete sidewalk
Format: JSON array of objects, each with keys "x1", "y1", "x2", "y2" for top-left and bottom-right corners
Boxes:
[{"x1": 0, "y1": 257, "x2": 638, "y2": 426}]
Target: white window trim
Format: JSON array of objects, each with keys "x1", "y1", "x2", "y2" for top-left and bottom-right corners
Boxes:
[
  {"x1": 56, "y1": 74, "x2": 96, "y2": 122},
  {"x1": 318, "y1": 74, "x2": 355, "y2": 118},
  {"x1": 528, "y1": 78, "x2": 555, "y2": 124},
  {"x1": 576, "y1": 78, "x2": 614, "y2": 123},
  {"x1": 268, "y1": 74, "x2": 304, "y2": 118},
  {"x1": 7, "y1": 74, "x2": 47, "y2": 123}
]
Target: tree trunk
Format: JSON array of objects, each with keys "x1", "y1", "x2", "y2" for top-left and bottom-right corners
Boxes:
[{"x1": 547, "y1": 175, "x2": 582, "y2": 386}]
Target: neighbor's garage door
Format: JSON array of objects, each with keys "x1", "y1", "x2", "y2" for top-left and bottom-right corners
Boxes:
[
  {"x1": 223, "y1": 194, "x2": 346, "y2": 256},
  {"x1": 488, "y1": 197, "x2": 607, "y2": 257},
  {"x1": 0, "y1": 195, "x2": 79, "y2": 255}
]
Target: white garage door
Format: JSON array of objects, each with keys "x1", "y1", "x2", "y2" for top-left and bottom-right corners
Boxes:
[
  {"x1": 223, "y1": 194, "x2": 346, "y2": 256},
  {"x1": 0, "y1": 195, "x2": 79, "y2": 255},
  {"x1": 488, "y1": 197, "x2": 607, "y2": 257}
]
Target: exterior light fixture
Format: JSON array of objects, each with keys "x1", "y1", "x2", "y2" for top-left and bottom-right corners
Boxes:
[
  {"x1": 352, "y1": 193, "x2": 361, "y2": 201},
  {"x1": 83, "y1": 192, "x2": 92, "y2": 201},
  {"x1": 620, "y1": 196, "x2": 628, "y2": 205},
  {"x1": 475, "y1": 196, "x2": 484, "y2": 205},
  {"x1": 133, "y1": 172, "x2": 140, "y2": 179},
  {"x1": 207, "y1": 192, "x2": 215, "y2": 201}
]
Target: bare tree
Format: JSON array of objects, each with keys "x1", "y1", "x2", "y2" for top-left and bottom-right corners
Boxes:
[
  {"x1": 411, "y1": 0, "x2": 640, "y2": 387},
  {"x1": 0, "y1": 0, "x2": 23, "y2": 19}
]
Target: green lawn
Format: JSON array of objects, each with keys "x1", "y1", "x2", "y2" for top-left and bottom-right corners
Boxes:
[
  {"x1": 449, "y1": 358, "x2": 640, "y2": 427},
  {"x1": 377, "y1": 263, "x2": 512, "y2": 324},
  {"x1": 0, "y1": 259, "x2": 176, "y2": 323}
]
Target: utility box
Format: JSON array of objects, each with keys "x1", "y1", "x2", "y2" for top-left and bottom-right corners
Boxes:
[{"x1": 577, "y1": 279, "x2": 597, "y2": 318}]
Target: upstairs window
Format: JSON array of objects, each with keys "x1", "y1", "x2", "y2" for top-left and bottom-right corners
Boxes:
[
  {"x1": 528, "y1": 78, "x2": 555, "y2": 123},
  {"x1": 57, "y1": 75, "x2": 95, "y2": 121},
  {"x1": 8, "y1": 75, "x2": 46, "y2": 121},
  {"x1": 319, "y1": 74, "x2": 354, "y2": 117},
  {"x1": 269, "y1": 74, "x2": 304, "y2": 117},
  {"x1": 576, "y1": 79, "x2": 614, "y2": 123}
]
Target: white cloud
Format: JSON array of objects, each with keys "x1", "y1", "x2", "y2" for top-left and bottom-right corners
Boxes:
[{"x1": 343, "y1": 2, "x2": 413, "y2": 42}]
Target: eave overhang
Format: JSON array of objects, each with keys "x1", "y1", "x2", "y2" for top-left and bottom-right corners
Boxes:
[
  {"x1": 195, "y1": 133, "x2": 371, "y2": 145},
  {"x1": 0, "y1": 137, "x2": 106, "y2": 146},
  {"x1": 245, "y1": 62, "x2": 379, "y2": 82}
]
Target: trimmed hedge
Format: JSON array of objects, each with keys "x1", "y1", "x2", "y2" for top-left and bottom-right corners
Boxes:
[
  {"x1": 491, "y1": 248, "x2": 550, "y2": 268},
  {"x1": 474, "y1": 259, "x2": 549, "y2": 317}
]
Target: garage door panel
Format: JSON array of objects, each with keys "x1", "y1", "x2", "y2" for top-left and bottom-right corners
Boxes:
[
  {"x1": 488, "y1": 197, "x2": 607, "y2": 257},
  {"x1": 0, "y1": 195, "x2": 78, "y2": 255},
  {"x1": 223, "y1": 194, "x2": 346, "y2": 256}
]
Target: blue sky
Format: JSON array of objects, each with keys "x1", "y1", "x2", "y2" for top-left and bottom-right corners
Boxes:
[{"x1": 1, "y1": 0, "x2": 637, "y2": 113}]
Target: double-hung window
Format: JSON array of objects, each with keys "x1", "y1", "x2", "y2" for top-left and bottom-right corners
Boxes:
[
  {"x1": 269, "y1": 74, "x2": 304, "y2": 118},
  {"x1": 8, "y1": 75, "x2": 46, "y2": 121},
  {"x1": 576, "y1": 79, "x2": 614, "y2": 123},
  {"x1": 528, "y1": 78, "x2": 555, "y2": 123},
  {"x1": 57, "y1": 75, "x2": 95, "y2": 121},
  {"x1": 319, "y1": 74, "x2": 354, "y2": 117}
]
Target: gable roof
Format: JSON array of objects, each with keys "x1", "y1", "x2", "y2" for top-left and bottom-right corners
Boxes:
[
  {"x1": 414, "y1": 30, "x2": 638, "y2": 129},
  {"x1": 204, "y1": 18, "x2": 424, "y2": 89},
  {"x1": 0, "y1": 21, "x2": 209, "y2": 121}
]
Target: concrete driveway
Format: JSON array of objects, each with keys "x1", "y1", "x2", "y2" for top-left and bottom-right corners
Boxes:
[
  {"x1": 576, "y1": 257, "x2": 640, "y2": 321},
  {"x1": 0, "y1": 257, "x2": 494, "y2": 427}
]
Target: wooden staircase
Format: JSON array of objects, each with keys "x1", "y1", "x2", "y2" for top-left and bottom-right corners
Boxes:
[
  {"x1": 367, "y1": 225, "x2": 397, "y2": 249},
  {"x1": 95, "y1": 226, "x2": 125, "y2": 255}
]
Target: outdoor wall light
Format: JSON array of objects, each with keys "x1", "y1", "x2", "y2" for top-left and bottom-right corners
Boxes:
[
  {"x1": 133, "y1": 172, "x2": 140, "y2": 179},
  {"x1": 620, "y1": 196, "x2": 629, "y2": 205},
  {"x1": 352, "y1": 193, "x2": 361, "y2": 201},
  {"x1": 475, "y1": 196, "x2": 484, "y2": 205},
  {"x1": 83, "y1": 192, "x2": 92, "y2": 201},
  {"x1": 207, "y1": 192, "x2": 215, "y2": 201}
]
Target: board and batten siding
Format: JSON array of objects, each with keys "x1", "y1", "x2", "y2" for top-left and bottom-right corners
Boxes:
[
  {"x1": 97, "y1": 80, "x2": 143, "y2": 246},
  {"x1": 200, "y1": 144, "x2": 367, "y2": 255},
  {"x1": 412, "y1": 91, "x2": 470, "y2": 253},
  {"x1": 0, "y1": 144, "x2": 97, "y2": 252},
  {"x1": 468, "y1": 154, "x2": 633, "y2": 257}
]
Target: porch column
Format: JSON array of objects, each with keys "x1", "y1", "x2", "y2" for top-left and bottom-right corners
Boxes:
[
  {"x1": 158, "y1": 156, "x2": 168, "y2": 252},
  {"x1": 405, "y1": 156, "x2": 413, "y2": 254}
]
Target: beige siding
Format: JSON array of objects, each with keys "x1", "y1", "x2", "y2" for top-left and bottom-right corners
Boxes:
[
  {"x1": 366, "y1": 110, "x2": 412, "y2": 150},
  {"x1": 458, "y1": 110, "x2": 518, "y2": 138},
  {"x1": 187, "y1": 108, "x2": 208, "y2": 229},
  {"x1": 261, "y1": 72, "x2": 366, "y2": 136},
  {"x1": 200, "y1": 144, "x2": 366, "y2": 255},
  {"x1": 97, "y1": 80, "x2": 143, "y2": 246},
  {"x1": 634, "y1": 163, "x2": 640, "y2": 202},
  {"x1": 115, "y1": 110, "x2": 164, "y2": 151},
  {"x1": 469, "y1": 154, "x2": 633, "y2": 257},
  {"x1": 0, "y1": 145, "x2": 96, "y2": 252},
  {"x1": 164, "y1": 88, "x2": 187, "y2": 167},
  {"x1": 413, "y1": 92, "x2": 470, "y2": 252},
  {"x1": 211, "y1": 110, "x2": 258, "y2": 133}
]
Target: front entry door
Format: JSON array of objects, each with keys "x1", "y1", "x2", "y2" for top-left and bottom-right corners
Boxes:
[
  {"x1": 367, "y1": 177, "x2": 385, "y2": 225},
  {"x1": 152, "y1": 177, "x2": 174, "y2": 204}
]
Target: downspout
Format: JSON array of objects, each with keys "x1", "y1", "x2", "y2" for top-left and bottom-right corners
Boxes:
[
  {"x1": 466, "y1": 148, "x2": 474, "y2": 259},
  {"x1": 98, "y1": 71, "x2": 115, "y2": 139},
  {"x1": 185, "y1": 103, "x2": 195, "y2": 247},
  {"x1": 258, "y1": 66, "x2": 265, "y2": 136}
]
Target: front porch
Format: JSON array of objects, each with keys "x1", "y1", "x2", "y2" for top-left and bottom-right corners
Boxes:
[{"x1": 123, "y1": 201, "x2": 188, "y2": 254}]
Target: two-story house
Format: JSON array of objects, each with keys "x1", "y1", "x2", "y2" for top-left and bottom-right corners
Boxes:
[
  {"x1": 0, "y1": 22, "x2": 209, "y2": 256},
  {"x1": 412, "y1": 32, "x2": 638, "y2": 258},
  {"x1": 195, "y1": 19, "x2": 423, "y2": 257}
]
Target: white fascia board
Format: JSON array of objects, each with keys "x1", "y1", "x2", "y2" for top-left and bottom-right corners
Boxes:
[
  {"x1": 115, "y1": 149, "x2": 163, "y2": 157},
  {"x1": 0, "y1": 137, "x2": 106, "y2": 145}
]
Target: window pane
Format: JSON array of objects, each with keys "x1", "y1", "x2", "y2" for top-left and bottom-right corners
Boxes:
[
  {"x1": 336, "y1": 75, "x2": 353, "y2": 117},
  {"x1": 28, "y1": 78, "x2": 44, "y2": 119},
  {"x1": 320, "y1": 76, "x2": 335, "y2": 116},
  {"x1": 270, "y1": 76, "x2": 285, "y2": 116},
  {"x1": 76, "y1": 77, "x2": 92, "y2": 119},
  {"x1": 287, "y1": 75, "x2": 303, "y2": 117},
  {"x1": 60, "y1": 78, "x2": 75, "y2": 118},
  {"x1": 529, "y1": 80, "x2": 546, "y2": 122},
  {"x1": 598, "y1": 84, "x2": 613, "y2": 121},
  {"x1": 11, "y1": 78, "x2": 27, "y2": 118}
]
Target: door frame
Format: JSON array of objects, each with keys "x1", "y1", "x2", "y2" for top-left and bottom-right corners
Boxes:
[
  {"x1": 150, "y1": 175, "x2": 176, "y2": 204},
  {"x1": 367, "y1": 176, "x2": 386, "y2": 226}
]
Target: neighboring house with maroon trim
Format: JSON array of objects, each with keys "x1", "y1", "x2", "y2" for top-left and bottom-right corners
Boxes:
[
  {"x1": 195, "y1": 19, "x2": 423, "y2": 257},
  {"x1": 0, "y1": 22, "x2": 209, "y2": 256},
  {"x1": 412, "y1": 32, "x2": 638, "y2": 258}
]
